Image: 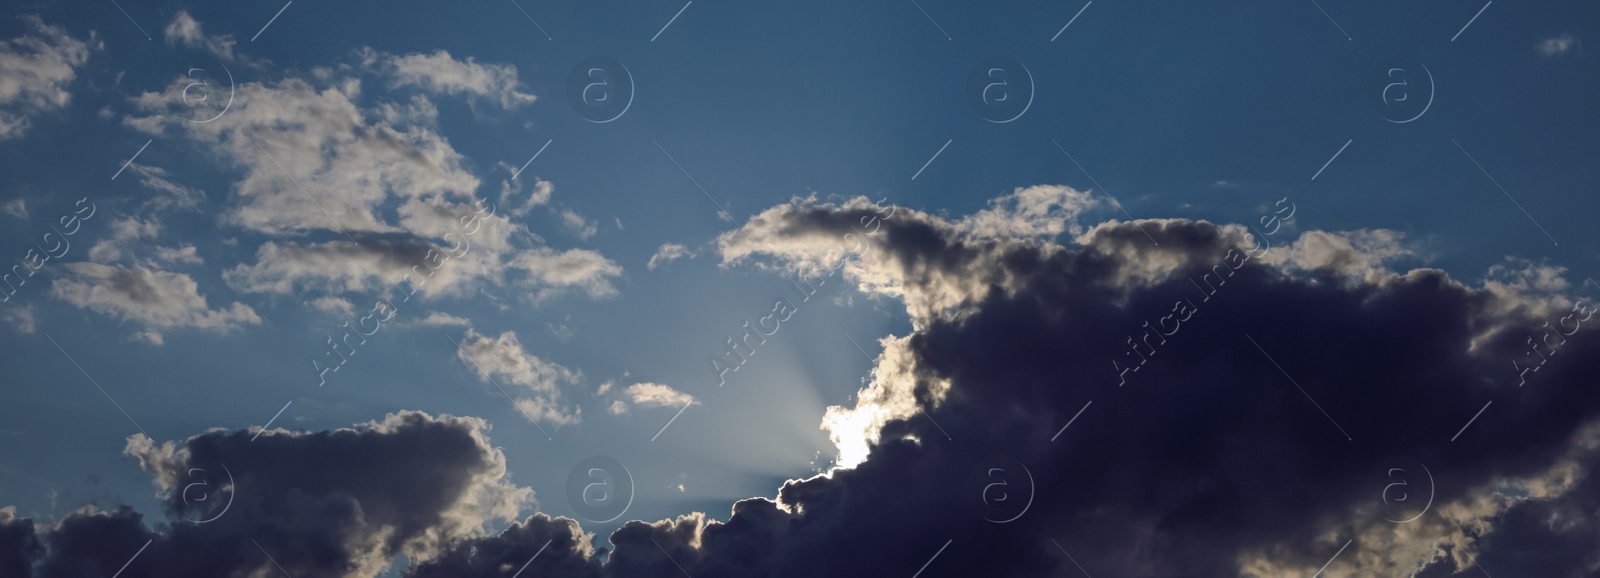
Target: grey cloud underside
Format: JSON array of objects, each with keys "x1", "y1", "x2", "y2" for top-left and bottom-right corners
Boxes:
[{"x1": 5, "y1": 204, "x2": 1600, "y2": 577}]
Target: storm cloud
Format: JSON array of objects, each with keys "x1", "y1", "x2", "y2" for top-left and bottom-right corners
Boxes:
[{"x1": 5, "y1": 195, "x2": 1600, "y2": 577}]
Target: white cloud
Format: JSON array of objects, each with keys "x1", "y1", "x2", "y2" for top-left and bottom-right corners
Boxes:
[
  {"x1": 51, "y1": 263, "x2": 261, "y2": 343},
  {"x1": 509, "y1": 246, "x2": 623, "y2": 301},
  {"x1": 3, "y1": 305, "x2": 35, "y2": 334},
  {"x1": 307, "y1": 296, "x2": 355, "y2": 316},
  {"x1": 127, "y1": 74, "x2": 481, "y2": 236},
  {"x1": 0, "y1": 17, "x2": 96, "y2": 140},
  {"x1": 3, "y1": 198, "x2": 25, "y2": 218},
  {"x1": 130, "y1": 163, "x2": 205, "y2": 212},
  {"x1": 500, "y1": 177, "x2": 552, "y2": 218},
  {"x1": 87, "y1": 217, "x2": 161, "y2": 263},
  {"x1": 1537, "y1": 33, "x2": 1580, "y2": 57},
  {"x1": 1259, "y1": 229, "x2": 1414, "y2": 285},
  {"x1": 455, "y1": 329, "x2": 581, "y2": 426},
  {"x1": 162, "y1": 11, "x2": 235, "y2": 60},
  {"x1": 960, "y1": 184, "x2": 1103, "y2": 239},
  {"x1": 560, "y1": 208, "x2": 598, "y2": 240},
  {"x1": 153, "y1": 245, "x2": 204, "y2": 266},
  {"x1": 417, "y1": 311, "x2": 470, "y2": 327},
  {"x1": 623, "y1": 382, "x2": 696, "y2": 409},
  {"x1": 366, "y1": 49, "x2": 536, "y2": 109},
  {"x1": 125, "y1": 50, "x2": 623, "y2": 308},
  {"x1": 648, "y1": 243, "x2": 695, "y2": 270}
]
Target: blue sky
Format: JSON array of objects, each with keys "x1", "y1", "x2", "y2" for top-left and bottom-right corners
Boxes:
[{"x1": 3, "y1": 0, "x2": 1600, "y2": 575}]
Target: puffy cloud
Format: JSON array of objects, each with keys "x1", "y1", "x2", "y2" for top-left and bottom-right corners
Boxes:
[
  {"x1": 510, "y1": 247, "x2": 623, "y2": 302},
  {"x1": 958, "y1": 183, "x2": 1102, "y2": 239},
  {"x1": 501, "y1": 177, "x2": 553, "y2": 218},
  {"x1": 417, "y1": 311, "x2": 471, "y2": 327},
  {"x1": 1537, "y1": 32, "x2": 1580, "y2": 57},
  {"x1": 560, "y1": 208, "x2": 598, "y2": 240},
  {"x1": 455, "y1": 329, "x2": 581, "y2": 426},
  {"x1": 124, "y1": 45, "x2": 620, "y2": 308},
  {"x1": 366, "y1": 49, "x2": 536, "y2": 109},
  {"x1": 151, "y1": 245, "x2": 203, "y2": 266},
  {"x1": 647, "y1": 243, "x2": 694, "y2": 270},
  {"x1": 12, "y1": 192, "x2": 1600, "y2": 577},
  {"x1": 0, "y1": 17, "x2": 95, "y2": 140},
  {"x1": 87, "y1": 217, "x2": 160, "y2": 263},
  {"x1": 0, "y1": 411, "x2": 531, "y2": 578},
  {"x1": 51, "y1": 263, "x2": 260, "y2": 343},
  {"x1": 126, "y1": 72, "x2": 481, "y2": 236},
  {"x1": 161, "y1": 11, "x2": 234, "y2": 60},
  {"x1": 608, "y1": 382, "x2": 696, "y2": 415},
  {"x1": 1258, "y1": 228, "x2": 1414, "y2": 284}
]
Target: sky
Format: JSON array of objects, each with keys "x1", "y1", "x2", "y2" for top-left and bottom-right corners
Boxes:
[{"x1": 1, "y1": 0, "x2": 1599, "y2": 576}]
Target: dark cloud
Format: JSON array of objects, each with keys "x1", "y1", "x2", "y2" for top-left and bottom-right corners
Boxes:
[
  {"x1": 6, "y1": 199, "x2": 1600, "y2": 577},
  {"x1": 1, "y1": 411, "x2": 529, "y2": 578}
]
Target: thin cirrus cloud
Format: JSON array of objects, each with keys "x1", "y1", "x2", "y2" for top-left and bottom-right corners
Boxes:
[{"x1": 7, "y1": 191, "x2": 1600, "y2": 576}]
